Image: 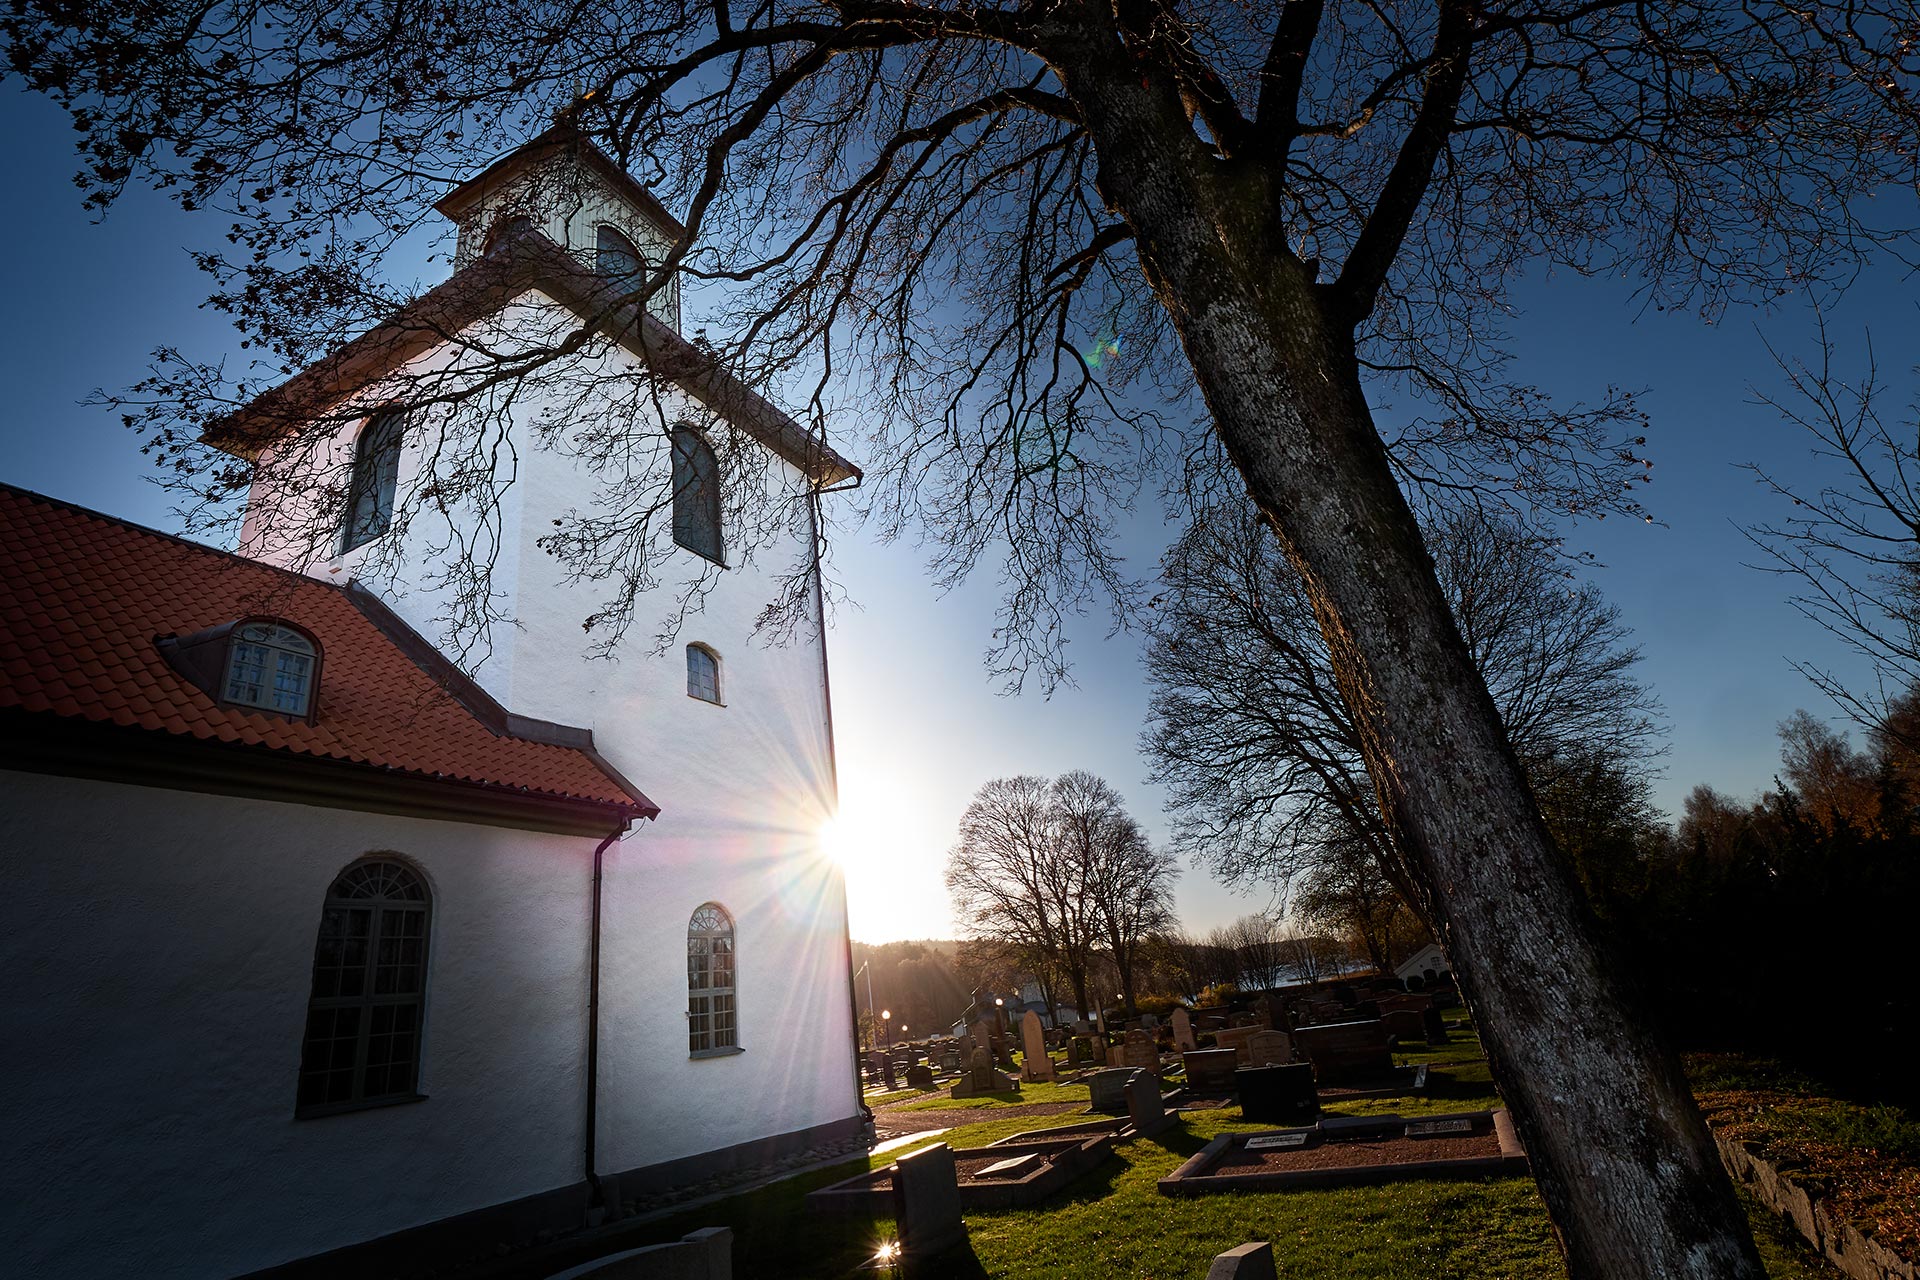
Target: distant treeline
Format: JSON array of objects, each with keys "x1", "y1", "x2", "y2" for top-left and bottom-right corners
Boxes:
[{"x1": 1567, "y1": 708, "x2": 1920, "y2": 1105}]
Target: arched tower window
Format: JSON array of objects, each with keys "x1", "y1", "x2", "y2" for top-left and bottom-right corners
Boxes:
[
  {"x1": 686, "y1": 644, "x2": 721, "y2": 704},
  {"x1": 296, "y1": 858, "x2": 431, "y2": 1115},
  {"x1": 595, "y1": 224, "x2": 644, "y2": 282},
  {"x1": 687, "y1": 903, "x2": 738, "y2": 1055},
  {"x1": 341, "y1": 410, "x2": 404, "y2": 553},
  {"x1": 670, "y1": 426, "x2": 723, "y2": 564}
]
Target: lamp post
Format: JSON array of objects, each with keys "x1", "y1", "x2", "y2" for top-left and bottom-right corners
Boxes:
[
  {"x1": 993, "y1": 995, "x2": 1004, "y2": 1035},
  {"x1": 881, "y1": 1009, "x2": 892, "y2": 1050}
]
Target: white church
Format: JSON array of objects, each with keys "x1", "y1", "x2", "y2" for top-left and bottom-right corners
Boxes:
[{"x1": 0, "y1": 127, "x2": 865, "y2": 1278}]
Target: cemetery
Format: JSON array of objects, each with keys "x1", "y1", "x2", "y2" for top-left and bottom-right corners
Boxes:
[{"x1": 417, "y1": 995, "x2": 1894, "y2": 1279}]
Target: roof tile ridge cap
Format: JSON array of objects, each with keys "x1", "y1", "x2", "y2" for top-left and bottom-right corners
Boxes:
[{"x1": 0, "y1": 481, "x2": 332, "y2": 592}]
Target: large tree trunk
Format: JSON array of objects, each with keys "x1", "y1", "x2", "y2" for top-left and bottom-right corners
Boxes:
[{"x1": 1057, "y1": 48, "x2": 1764, "y2": 1280}]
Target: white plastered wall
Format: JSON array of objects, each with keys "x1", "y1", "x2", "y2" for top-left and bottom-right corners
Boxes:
[
  {"x1": 239, "y1": 287, "x2": 859, "y2": 1184},
  {"x1": 0, "y1": 769, "x2": 595, "y2": 1280}
]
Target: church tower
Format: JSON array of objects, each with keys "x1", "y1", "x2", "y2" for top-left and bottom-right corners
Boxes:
[{"x1": 434, "y1": 122, "x2": 684, "y2": 329}]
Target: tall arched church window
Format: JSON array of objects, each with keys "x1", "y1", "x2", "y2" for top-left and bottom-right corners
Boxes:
[
  {"x1": 341, "y1": 411, "x2": 404, "y2": 553},
  {"x1": 687, "y1": 903, "x2": 738, "y2": 1055},
  {"x1": 671, "y1": 426, "x2": 723, "y2": 564},
  {"x1": 296, "y1": 859, "x2": 431, "y2": 1115},
  {"x1": 686, "y1": 644, "x2": 721, "y2": 705},
  {"x1": 596, "y1": 225, "x2": 644, "y2": 282}
]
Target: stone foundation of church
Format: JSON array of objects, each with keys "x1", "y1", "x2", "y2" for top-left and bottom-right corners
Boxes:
[{"x1": 239, "y1": 1113, "x2": 869, "y2": 1279}]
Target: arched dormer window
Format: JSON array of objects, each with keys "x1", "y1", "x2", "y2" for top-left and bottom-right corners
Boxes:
[
  {"x1": 595, "y1": 224, "x2": 644, "y2": 282},
  {"x1": 156, "y1": 616, "x2": 323, "y2": 722},
  {"x1": 687, "y1": 644, "x2": 721, "y2": 705},
  {"x1": 342, "y1": 410, "x2": 404, "y2": 553},
  {"x1": 687, "y1": 903, "x2": 738, "y2": 1055},
  {"x1": 225, "y1": 620, "x2": 320, "y2": 718},
  {"x1": 671, "y1": 425, "x2": 723, "y2": 564},
  {"x1": 296, "y1": 858, "x2": 432, "y2": 1115}
]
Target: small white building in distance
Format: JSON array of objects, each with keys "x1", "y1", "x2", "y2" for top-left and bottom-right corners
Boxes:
[
  {"x1": 1394, "y1": 941, "x2": 1452, "y2": 989},
  {"x1": 0, "y1": 126, "x2": 865, "y2": 1279}
]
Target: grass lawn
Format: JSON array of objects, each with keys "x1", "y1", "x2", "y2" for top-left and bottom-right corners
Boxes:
[
  {"x1": 893, "y1": 1079, "x2": 1093, "y2": 1112},
  {"x1": 581, "y1": 1021, "x2": 1845, "y2": 1278}
]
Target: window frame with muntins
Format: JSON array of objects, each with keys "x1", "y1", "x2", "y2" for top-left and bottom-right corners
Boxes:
[
  {"x1": 220, "y1": 618, "x2": 322, "y2": 721},
  {"x1": 686, "y1": 643, "x2": 722, "y2": 705},
  {"x1": 670, "y1": 425, "x2": 724, "y2": 565},
  {"x1": 687, "y1": 902, "x2": 740, "y2": 1057},
  {"x1": 295, "y1": 858, "x2": 433, "y2": 1117},
  {"x1": 341, "y1": 409, "x2": 405, "y2": 554}
]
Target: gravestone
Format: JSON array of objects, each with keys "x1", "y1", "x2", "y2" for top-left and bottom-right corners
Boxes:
[
  {"x1": 1140, "y1": 1013, "x2": 1159, "y2": 1031},
  {"x1": 906, "y1": 1063, "x2": 935, "y2": 1090},
  {"x1": 1294, "y1": 1019, "x2": 1395, "y2": 1084},
  {"x1": 1065, "y1": 1037, "x2": 1084, "y2": 1070},
  {"x1": 1245, "y1": 1029, "x2": 1293, "y2": 1067},
  {"x1": 893, "y1": 1143, "x2": 966, "y2": 1261},
  {"x1": 1107, "y1": 1045, "x2": 1126, "y2": 1068},
  {"x1": 1171, "y1": 1007, "x2": 1196, "y2": 1052},
  {"x1": 1123, "y1": 1028, "x2": 1158, "y2": 1071},
  {"x1": 1183, "y1": 1048, "x2": 1240, "y2": 1095},
  {"x1": 1380, "y1": 1008, "x2": 1425, "y2": 1043},
  {"x1": 1089, "y1": 1067, "x2": 1135, "y2": 1114},
  {"x1": 1252, "y1": 995, "x2": 1285, "y2": 1030},
  {"x1": 1228, "y1": 1013, "x2": 1257, "y2": 1029},
  {"x1": 1213, "y1": 1024, "x2": 1260, "y2": 1064},
  {"x1": 1237, "y1": 1063, "x2": 1318, "y2": 1124},
  {"x1": 1020, "y1": 1010, "x2": 1056, "y2": 1082},
  {"x1": 1423, "y1": 1006, "x2": 1449, "y2": 1043},
  {"x1": 1206, "y1": 1242, "x2": 1278, "y2": 1280},
  {"x1": 949, "y1": 1046, "x2": 1018, "y2": 1098},
  {"x1": 882, "y1": 1055, "x2": 899, "y2": 1091},
  {"x1": 1124, "y1": 1068, "x2": 1174, "y2": 1137}
]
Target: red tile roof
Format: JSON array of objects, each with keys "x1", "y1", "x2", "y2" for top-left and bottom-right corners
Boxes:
[{"x1": 0, "y1": 484, "x2": 653, "y2": 818}]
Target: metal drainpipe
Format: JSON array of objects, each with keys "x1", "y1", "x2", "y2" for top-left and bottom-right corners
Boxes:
[{"x1": 585, "y1": 820, "x2": 626, "y2": 1209}]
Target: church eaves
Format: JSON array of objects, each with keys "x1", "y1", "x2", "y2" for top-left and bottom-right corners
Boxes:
[{"x1": 206, "y1": 226, "x2": 861, "y2": 488}]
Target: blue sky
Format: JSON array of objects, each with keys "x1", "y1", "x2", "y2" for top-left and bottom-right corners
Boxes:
[{"x1": 1, "y1": 86, "x2": 1905, "y2": 942}]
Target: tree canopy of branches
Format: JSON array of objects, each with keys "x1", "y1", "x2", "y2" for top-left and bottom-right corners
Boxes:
[
  {"x1": 1749, "y1": 335, "x2": 1920, "y2": 749},
  {"x1": 1144, "y1": 505, "x2": 1663, "y2": 905},
  {"x1": 946, "y1": 771, "x2": 1176, "y2": 1020},
  {"x1": 12, "y1": 0, "x2": 1920, "y2": 1268}
]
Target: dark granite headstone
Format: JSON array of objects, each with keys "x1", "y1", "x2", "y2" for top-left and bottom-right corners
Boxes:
[
  {"x1": 1237, "y1": 1063, "x2": 1318, "y2": 1125},
  {"x1": 905, "y1": 1063, "x2": 936, "y2": 1090},
  {"x1": 1088, "y1": 1067, "x2": 1135, "y2": 1114},
  {"x1": 1124, "y1": 1068, "x2": 1174, "y2": 1137},
  {"x1": 893, "y1": 1143, "x2": 965, "y2": 1260},
  {"x1": 1183, "y1": 1048, "x2": 1239, "y2": 1095}
]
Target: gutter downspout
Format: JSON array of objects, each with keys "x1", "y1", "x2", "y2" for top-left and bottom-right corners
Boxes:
[
  {"x1": 810, "y1": 484, "x2": 874, "y2": 1132},
  {"x1": 585, "y1": 819, "x2": 628, "y2": 1212}
]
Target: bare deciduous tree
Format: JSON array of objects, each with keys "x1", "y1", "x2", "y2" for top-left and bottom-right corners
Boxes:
[
  {"x1": 13, "y1": 0, "x2": 1920, "y2": 1266},
  {"x1": 1144, "y1": 506, "x2": 1662, "y2": 905},
  {"x1": 1749, "y1": 333, "x2": 1920, "y2": 751}
]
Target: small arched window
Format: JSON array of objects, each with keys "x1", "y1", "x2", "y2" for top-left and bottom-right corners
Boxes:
[
  {"x1": 296, "y1": 859, "x2": 432, "y2": 1115},
  {"x1": 224, "y1": 620, "x2": 320, "y2": 718},
  {"x1": 342, "y1": 410, "x2": 404, "y2": 553},
  {"x1": 687, "y1": 903, "x2": 738, "y2": 1055},
  {"x1": 687, "y1": 644, "x2": 721, "y2": 705},
  {"x1": 596, "y1": 224, "x2": 644, "y2": 282},
  {"x1": 671, "y1": 426, "x2": 723, "y2": 563}
]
